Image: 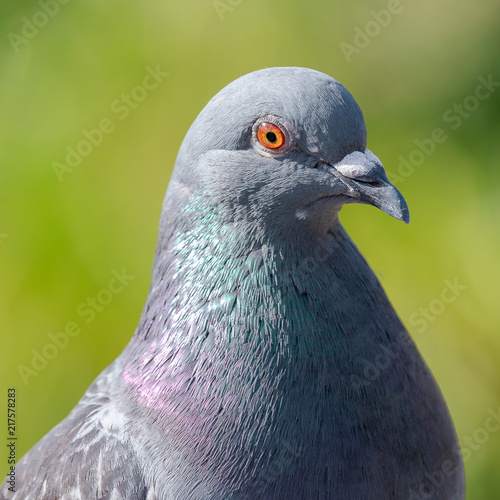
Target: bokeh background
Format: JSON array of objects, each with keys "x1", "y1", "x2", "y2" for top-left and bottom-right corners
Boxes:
[{"x1": 1, "y1": 0, "x2": 499, "y2": 496}]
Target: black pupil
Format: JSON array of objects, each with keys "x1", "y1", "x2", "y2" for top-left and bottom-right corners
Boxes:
[{"x1": 266, "y1": 131, "x2": 277, "y2": 143}]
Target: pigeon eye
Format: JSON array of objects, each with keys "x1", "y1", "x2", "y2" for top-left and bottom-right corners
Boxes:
[{"x1": 257, "y1": 122, "x2": 285, "y2": 150}]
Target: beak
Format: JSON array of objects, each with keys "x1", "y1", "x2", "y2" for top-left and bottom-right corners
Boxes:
[{"x1": 330, "y1": 149, "x2": 410, "y2": 224}]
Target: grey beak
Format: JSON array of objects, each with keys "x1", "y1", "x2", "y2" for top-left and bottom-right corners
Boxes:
[{"x1": 332, "y1": 149, "x2": 410, "y2": 224}]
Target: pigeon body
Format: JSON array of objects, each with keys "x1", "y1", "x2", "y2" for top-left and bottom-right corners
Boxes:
[{"x1": 1, "y1": 67, "x2": 464, "y2": 499}]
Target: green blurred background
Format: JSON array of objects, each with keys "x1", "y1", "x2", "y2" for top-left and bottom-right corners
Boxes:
[{"x1": 1, "y1": 0, "x2": 499, "y2": 496}]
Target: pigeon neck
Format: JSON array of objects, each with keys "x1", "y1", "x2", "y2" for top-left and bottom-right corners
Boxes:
[
  {"x1": 120, "y1": 184, "x2": 393, "y2": 420},
  {"x1": 129, "y1": 183, "x2": 380, "y2": 349},
  {"x1": 140, "y1": 187, "x2": 352, "y2": 334}
]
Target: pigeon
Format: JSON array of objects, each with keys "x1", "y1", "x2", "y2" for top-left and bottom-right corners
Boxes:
[{"x1": 1, "y1": 67, "x2": 464, "y2": 499}]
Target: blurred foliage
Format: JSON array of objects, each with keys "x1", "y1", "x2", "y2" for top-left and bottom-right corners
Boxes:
[{"x1": 0, "y1": 0, "x2": 499, "y2": 497}]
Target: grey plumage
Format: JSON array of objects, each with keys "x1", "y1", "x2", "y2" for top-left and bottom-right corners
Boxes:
[{"x1": 1, "y1": 67, "x2": 464, "y2": 499}]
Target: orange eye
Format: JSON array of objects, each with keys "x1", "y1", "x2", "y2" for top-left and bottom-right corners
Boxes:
[{"x1": 257, "y1": 122, "x2": 285, "y2": 149}]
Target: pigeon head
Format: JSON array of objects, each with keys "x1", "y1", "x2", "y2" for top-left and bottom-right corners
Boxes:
[{"x1": 169, "y1": 67, "x2": 409, "y2": 241}]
